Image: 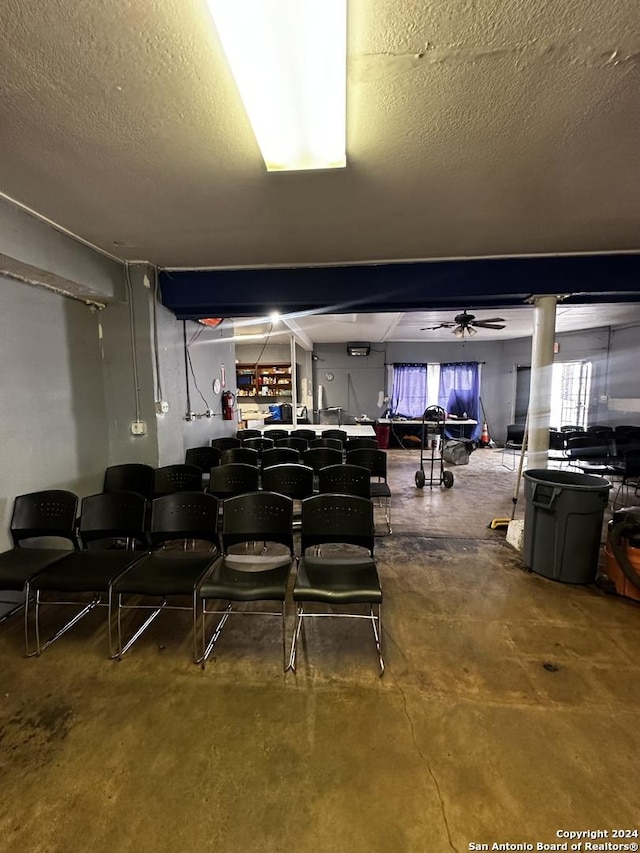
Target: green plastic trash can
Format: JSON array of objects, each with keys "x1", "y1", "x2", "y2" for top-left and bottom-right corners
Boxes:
[{"x1": 523, "y1": 469, "x2": 612, "y2": 584}]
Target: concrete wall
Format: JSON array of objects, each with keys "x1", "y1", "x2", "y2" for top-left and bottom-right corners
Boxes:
[
  {"x1": 606, "y1": 324, "x2": 640, "y2": 424},
  {"x1": 310, "y1": 328, "x2": 636, "y2": 440},
  {"x1": 0, "y1": 274, "x2": 109, "y2": 548},
  {"x1": 155, "y1": 309, "x2": 236, "y2": 465}
]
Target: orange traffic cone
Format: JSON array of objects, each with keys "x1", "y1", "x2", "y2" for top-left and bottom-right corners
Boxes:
[{"x1": 479, "y1": 422, "x2": 491, "y2": 447}]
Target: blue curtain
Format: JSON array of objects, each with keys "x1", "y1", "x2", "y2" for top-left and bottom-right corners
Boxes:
[
  {"x1": 391, "y1": 364, "x2": 427, "y2": 417},
  {"x1": 438, "y1": 362, "x2": 481, "y2": 440}
]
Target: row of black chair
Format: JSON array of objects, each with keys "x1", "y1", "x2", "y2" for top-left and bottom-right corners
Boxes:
[
  {"x1": 215, "y1": 435, "x2": 379, "y2": 454},
  {"x1": 103, "y1": 449, "x2": 393, "y2": 534},
  {"x1": 0, "y1": 489, "x2": 383, "y2": 674}
]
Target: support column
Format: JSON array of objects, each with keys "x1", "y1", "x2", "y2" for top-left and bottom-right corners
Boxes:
[
  {"x1": 527, "y1": 295, "x2": 558, "y2": 469},
  {"x1": 290, "y1": 334, "x2": 298, "y2": 428}
]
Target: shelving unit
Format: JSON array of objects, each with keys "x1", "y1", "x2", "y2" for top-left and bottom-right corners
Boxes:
[{"x1": 236, "y1": 363, "x2": 292, "y2": 399}]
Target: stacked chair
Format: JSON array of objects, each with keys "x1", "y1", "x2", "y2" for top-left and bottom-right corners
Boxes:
[
  {"x1": 199, "y1": 491, "x2": 296, "y2": 670},
  {"x1": 289, "y1": 494, "x2": 384, "y2": 676},
  {"x1": 0, "y1": 490, "x2": 79, "y2": 640},
  {"x1": 26, "y1": 491, "x2": 147, "y2": 656}
]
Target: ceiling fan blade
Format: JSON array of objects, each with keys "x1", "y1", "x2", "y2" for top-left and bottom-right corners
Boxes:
[
  {"x1": 472, "y1": 322, "x2": 506, "y2": 330},
  {"x1": 420, "y1": 323, "x2": 453, "y2": 330},
  {"x1": 472, "y1": 317, "x2": 505, "y2": 324}
]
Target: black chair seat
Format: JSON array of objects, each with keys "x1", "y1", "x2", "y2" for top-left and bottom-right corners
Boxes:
[
  {"x1": 370, "y1": 483, "x2": 391, "y2": 498},
  {"x1": 31, "y1": 550, "x2": 146, "y2": 593},
  {"x1": 0, "y1": 549, "x2": 72, "y2": 589},
  {"x1": 200, "y1": 555, "x2": 293, "y2": 602},
  {"x1": 294, "y1": 556, "x2": 382, "y2": 604},
  {"x1": 113, "y1": 551, "x2": 218, "y2": 597}
]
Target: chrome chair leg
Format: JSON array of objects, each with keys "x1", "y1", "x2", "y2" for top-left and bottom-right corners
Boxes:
[
  {"x1": 288, "y1": 605, "x2": 304, "y2": 672},
  {"x1": 201, "y1": 601, "x2": 233, "y2": 668},
  {"x1": 371, "y1": 604, "x2": 384, "y2": 676}
]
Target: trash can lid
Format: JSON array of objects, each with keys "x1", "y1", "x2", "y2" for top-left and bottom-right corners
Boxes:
[{"x1": 524, "y1": 468, "x2": 612, "y2": 491}]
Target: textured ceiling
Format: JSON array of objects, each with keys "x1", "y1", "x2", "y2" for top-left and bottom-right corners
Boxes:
[
  {"x1": 1, "y1": 0, "x2": 639, "y2": 269},
  {"x1": 233, "y1": 302, "x2": 640, "y2": 344}
]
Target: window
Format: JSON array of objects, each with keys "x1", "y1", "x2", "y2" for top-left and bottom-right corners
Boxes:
[
  {"x1": 550, "y1": 360, "x2": 592, "y2": 429},
  {"x1": 390, "y1": 364, "x2": 441, "y2": 417}
]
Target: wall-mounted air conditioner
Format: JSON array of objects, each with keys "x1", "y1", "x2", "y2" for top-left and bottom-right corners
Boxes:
[{"x1": 347, "y1": 342, "x2": 370, "y2": 357}]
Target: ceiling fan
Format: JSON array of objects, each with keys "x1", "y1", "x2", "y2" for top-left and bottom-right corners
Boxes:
[{"x1": 421, "y1": 310, "x2": 506, "y2": 338}]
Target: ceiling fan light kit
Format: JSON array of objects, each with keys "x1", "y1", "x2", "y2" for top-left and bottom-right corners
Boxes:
[{"x1": 422, "y1": 310, "x2": 506, "y2": 338}]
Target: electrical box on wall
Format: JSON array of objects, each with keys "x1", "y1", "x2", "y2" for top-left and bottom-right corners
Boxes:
[{"x1": 347, "y1": 342, "x2": 370, "y2": 357}]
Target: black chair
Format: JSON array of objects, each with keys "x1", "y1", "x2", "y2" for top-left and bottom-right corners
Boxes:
[
  {"x1": 185, "y1": 447, "x2": 222, "y2": 475},
  {"x1": 345, "y1": 448, "x2": 392, "y2": 535},
  {"x1": 261, "y1": 464, "x2": 315, "y2": 501},
  {"x1": 500, "y1": 424, "x2": 525, "y2": 469},
  {"x1": 586, "y1": 426, "x2": 614, "y2": 439},
  {"x1": 199, "y1": 492, "x2": 295, "y2": 670},
  {"x1": 277, "y1": 436, "x2": 309, "y2": 453},
  {"x1": 344, "y1": 437, "x2": 378, "y2": 453},
  {"x1": 548, "y1": 430, "x2": 568, "y2": 468},
  {"x1": 560, "y1": 424, "x2": 583, "y2": 433},
  {"x1": 289, "y1": 494, "x2": 383, "y2": 675},
  {"x1": 0, "y1": 490, "x2": 79, "y2": 637},
  {"x1": 310, "y1": 438, "x2": 343, "y2": 452},
  {"x1": 236, "y1": 429, "x2": 261, "y2": 441},
  {"x1": 263, "y1": 429, "x2": 289, "y2": 441},
  {"x1": 612, "y1": 450, "x2": 640, "y2": 509},
  {"x1": 302, "y1": 447, "x2": 343, "y2": 475},
  {"x1": 211, "y1": 437, "x2": 242, "y2": 452},
  {"x1": 207, "y1": 463, "x2": 260, "y2": 501},
  {"x1": 261, "y1": 463, "x2": 315, "y2": 528},
  {"x1": 109, "y1": 492, "x2": 220, "y2": 662},
  {"x1": 565, "y1": 435, "x2": 612, "y2": 468},
  {"x1": 222, "y1": 447, "x2": 260, "y2": 467},
  {"x1": 261, "y1": 447, "x2": 300, "y2": 468},
  {"x1": 103, "y1": 464, "x2": 154, "y2": 500},
  {"x1": 321, "y1": 429, "x2": 348, "y2": 445},
  {"x1": 153, "y1": 464, "x2": 203, "y2": 497},
  {"x1": 318, "y1": 464, "x2": 371, "y2": 499},
  {"x1": 291, "y1": 429, "x2": 317, "y2": 443},
  {"x1": 242, "y1": 437, "x2": 275, "y2": 455},
  {"x1": 26, "y1": 491, "x2": 148, "y2": 656}
]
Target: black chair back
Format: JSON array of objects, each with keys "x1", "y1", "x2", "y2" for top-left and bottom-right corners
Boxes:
[
  {"x1": 321, "y1": 429, "x2": 348, "y2": 444},
  {"x1": 318, "y1": 464, "x2": 371, "y2": 498},
  {"x1": 261, "y1": 464, "x2": 315, "y2": 501},
  {"x1": 345, "y1": 437, "x2": 378, "y2": 452},
  {"x1": 211, "y1": 436, "x2": 242, "y2": 451},
  {"x1": 10, "y1": 490, "x2": 79, "y2": 548},
  {"x1": 243, "y1": 437, "x2": 275, "y2": 454},
  {"x1": 345, "y1": 448, "x2": 388, "y2": 481},
  {"x1": 207, "y1": 463, "x2": 260, "y2": 499},
  {"x1": 303, "y1": 447, "x2": 343, "y2": 474},
  {"x1": 185, "y1": 447, "x2": 222, "y2": 473},
  {"x1": 310, "y1": 438, "x2": 343, "y2": 451},
  {"x1": 263, "y1": 429, "x2": 289, "y2": 441},
  {"x1": 301, "y1": 494, "x2": 374, "y2": 553},
  {"x1": 221, "y1": 492, "x2": 294, "y2": 552},
  {"x1": 261, "y1": 447, "x2": 300, "y2": 468},
  {"x1": 222, "y1": 447, "x2": 260, "y2": 466},
  {"x1": 78, "y1": 491, "x2": 147, "y2": 547},
  {"x1": 149, "y1": 492, "x2": 219, "y2": 548},
  {"x1": 291, "y1": 429, "x2": 317, "y2": 443},
  {"x1": 153, "y1": 464, "x2": 203, "y2": 497},
  {"x1": 276, "y1": 436, "x2": 309, "y2": 453},
  {"x1": 104, "y1": 464, "x2": 154, "y2": 499},
  {"x1": 236, "y1": 429, "x2": 261, "y2": 440}
]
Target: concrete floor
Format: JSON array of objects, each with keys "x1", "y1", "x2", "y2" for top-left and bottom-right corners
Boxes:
[{"x1": 1, "y1": 448, "x2": 639, "y2": 852}]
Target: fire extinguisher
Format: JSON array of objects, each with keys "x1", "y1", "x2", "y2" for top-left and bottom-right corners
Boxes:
[{"x1": 222, "y1": 390, "x2": 236, "y2": 421}]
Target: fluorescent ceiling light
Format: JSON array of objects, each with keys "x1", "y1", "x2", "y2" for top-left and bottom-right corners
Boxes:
[{"x1": 207, "y1": 0, "x2": 347, "y2": 171}]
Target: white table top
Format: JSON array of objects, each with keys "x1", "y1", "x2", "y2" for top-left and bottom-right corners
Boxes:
[
  {"x1": 378, "y1": 418, "x2": 477, "y2": 426},
  {"x1": 259, "y1": 423, "x2": 376, "y2": 437}
]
